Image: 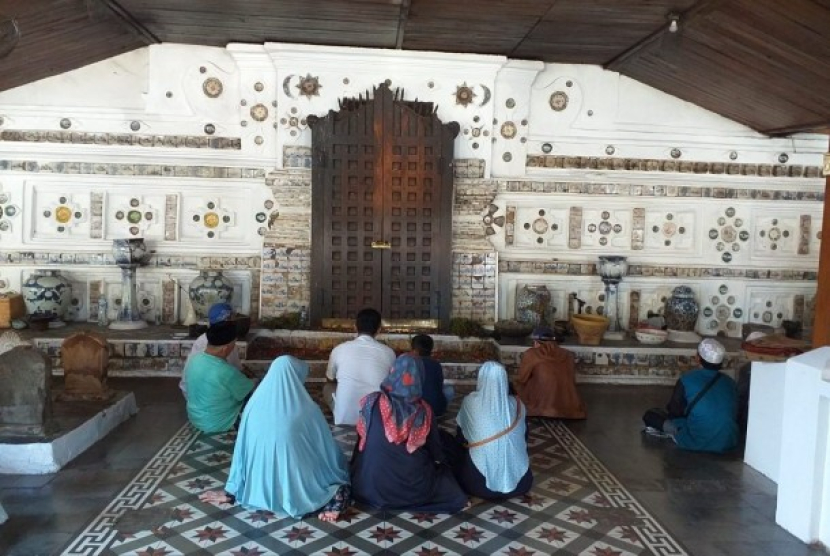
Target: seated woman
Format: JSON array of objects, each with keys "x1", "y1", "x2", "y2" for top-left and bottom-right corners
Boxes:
[
  {"x1": 350, "y1": 355, "x2": 467, "y2": 513},
  {"x1": 200, "y1": 355, "x2": 350, "y2": 521},
  {"x1": 449, "y1": 361, "x2": 533, "y2": 500}
]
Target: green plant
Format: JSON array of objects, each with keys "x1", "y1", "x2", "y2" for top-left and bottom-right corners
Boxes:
[
  {"x1": 259, "y1": 312, "x2": 302, "y2": 330},
  {"x1": 448, "y1": 317, "x2": 486, "y2": 338}
]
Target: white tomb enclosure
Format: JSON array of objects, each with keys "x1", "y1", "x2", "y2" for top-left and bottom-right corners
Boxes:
[
  {"x1": 0, "y1": 392, "x2": 138, "y2": 474},
  {"x1": 745, "y1": 347, "x2": 830, "y2": 546},
  {"x1": 0, "y1": 42, "x2": 824, "y2": 351}
]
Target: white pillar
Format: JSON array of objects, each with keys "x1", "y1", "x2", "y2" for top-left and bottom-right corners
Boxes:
[{"x1": 775, "y1": 347, "x2": 830, "y2": 545}]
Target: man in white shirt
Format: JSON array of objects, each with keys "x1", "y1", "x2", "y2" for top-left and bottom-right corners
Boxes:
[{"x1": 325, "y1": 308, "x2": 396, "y2": 425}]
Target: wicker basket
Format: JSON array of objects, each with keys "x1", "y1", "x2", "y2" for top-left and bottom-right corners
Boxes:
[
  {"x1": 0, "y1": 293, "x2": 25, "y2": 328},
  {"x1": 570, "y1": 314, "x2": 609, "y2": 346}
]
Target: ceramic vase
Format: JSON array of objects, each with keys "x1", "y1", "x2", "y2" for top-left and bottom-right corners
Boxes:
[
  {"x1": 112, "y1": 238, "x2": 149, "y2": 267},
  {"x1": 188, "y1": 271, "x2": 233, "y2": 319},
  {"x1": 22, "y1": 269, "x2": 73, "y2": 325},
  {"x1": 664, "y1": 286, "x2": 700, "y2": 332},
  {"x1": 515, "y1": 284, "x2": 552, "y2": 326}
]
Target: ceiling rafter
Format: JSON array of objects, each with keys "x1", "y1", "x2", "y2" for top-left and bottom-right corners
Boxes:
[
  {"x1": 603, "y1": 0, "x2": 724, "y2": 71},
  {"x1": 92, "y1": 0, "x2": 160, "y2": 45},
  {"x1": 395, "y1": 0, "x2": 411, "y2": 49}
]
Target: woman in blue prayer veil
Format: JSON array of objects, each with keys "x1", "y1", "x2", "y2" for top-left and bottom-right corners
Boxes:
[{"x1": 199, "y1": 355, "x2": 350, "y2": 521}]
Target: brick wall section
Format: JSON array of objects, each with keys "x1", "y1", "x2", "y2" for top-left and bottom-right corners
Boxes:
[
  {"x1": 260, "y1": 170, "x2": 313, "y2": 318},
  {"x1": 451, "y1": 252, "x2": 498, "y2": 324},
  {"x1": 452, "y1": 177, "x2": 499, "y2": 252}
]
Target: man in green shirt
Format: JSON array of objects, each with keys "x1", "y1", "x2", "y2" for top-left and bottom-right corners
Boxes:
[{"x1": 184, "y1": 321, "x2": 254, "y2": 433}]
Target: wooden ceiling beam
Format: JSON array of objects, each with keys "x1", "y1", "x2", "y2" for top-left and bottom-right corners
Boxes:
[
  {"x1": 92, "y1": 0, "x2": 160, "y2": 44},
  {"x1": 395, "y1": 0, "x2": 411, "y2": 49},
  {"x1": 763, "y1": 121, "x2": 830, "y2": 137},
  {"x1": 508, "y1": 0, "x2": 560, "y2": 58},
  {"x1": 604, "y1": 0, "x2": 723, "y2": 71}
]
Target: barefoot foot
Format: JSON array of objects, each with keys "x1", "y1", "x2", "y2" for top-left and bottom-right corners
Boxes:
[
  {"x1": 318, "y1": 511, "x2": 340, "y2": 522},
  {"x1": 199, "y1": 490, "x2": 232, "y2": 505}
]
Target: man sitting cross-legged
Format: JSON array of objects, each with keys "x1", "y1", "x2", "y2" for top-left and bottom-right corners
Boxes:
[
  {"x1": 324, "y1": 308, "x2": 396, "y2": 426},
  {"x1": 184, "y1": 321, "x2": 254, "y2": 434},
  {"x1": 409, "y1": 333, "x2": 454, "y2": 417},
  {"x1": 179, "y1": 302, "x2": 243, "y2": 399},
  {"x1": 514, "y1": 326, "x2": 587, "y2": 419}
]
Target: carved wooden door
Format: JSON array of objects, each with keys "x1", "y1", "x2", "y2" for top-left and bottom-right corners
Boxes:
[{"x1": 310, "y1": 84, "x2": 458, "y2": 327}]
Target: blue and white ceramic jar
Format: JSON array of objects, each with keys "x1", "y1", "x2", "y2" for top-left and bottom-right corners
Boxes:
[
  {"x1": 664, "y1": 286, "x2": 699, "y2": 332},
  {"x1": 22, "y1": 269, "x2": 73, "y2": 323},
  {"x1": 188, "y1": 271, "x2": 233, "y2": 318}
]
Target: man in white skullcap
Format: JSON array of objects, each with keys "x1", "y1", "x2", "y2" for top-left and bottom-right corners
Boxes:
[{"x1": 643, "y1": 338, "x2": 738, "y2": 453}]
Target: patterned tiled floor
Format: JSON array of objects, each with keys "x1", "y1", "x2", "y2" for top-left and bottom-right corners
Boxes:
[{"x1": 61, "y1": 390, "x2": 688, "y2": 556}]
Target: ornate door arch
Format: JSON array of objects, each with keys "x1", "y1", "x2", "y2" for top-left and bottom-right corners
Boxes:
[{"x1": 309, "y1": 84, "x2": 459, "y2": 327}]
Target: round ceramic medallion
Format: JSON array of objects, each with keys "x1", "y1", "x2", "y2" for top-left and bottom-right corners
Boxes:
[
  {"x1": 716, "y1": 305, "x2": 730, "y2": 320},
  {"x1": 662, "y1": 222, "x2": 677, "y2": 236},
  {"x1": 203, "y1": 77, "x2": 224, "y2": 98},
  {"x1": 250, "y1": 104, "x2": 269, "y2": 122},
  {"x1": 532, "y1": 217, "x2": 548, "y2": 234},
  {"x1": 725, "y1": 207, "x2": 736, "y2": 217},
  {"x1": 203, "y1": 212, "x2": 220, "y2": 228},
  {"x1": 55, "y1": 206, "x2": 72, "y2": 224},
  {"x1": 721, "y1": 225, "x2": 737, "y2": 243},
  {"x1": 549, "y1": 91, "x2": 569, "y2": 111},
  {"x1": 768, "y1": 227, "x2": 782, "y2": 241},
  {"x1": 598, "y1": 221, "x2": 612, "y2": 235},
  {"x1": 500, "y1": 121, "x2": 517, "y2": 139},
  {"x1": 127, "y1": 210, "x2": 142, "y2": 224}
]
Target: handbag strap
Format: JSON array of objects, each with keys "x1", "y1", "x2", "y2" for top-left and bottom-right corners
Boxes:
[
  {"x1": 464, "y1": 401, "x2": 523, "y2": 449},
  {"x1": 684, "y1": 372, "x2": 723, "y2": 418}
]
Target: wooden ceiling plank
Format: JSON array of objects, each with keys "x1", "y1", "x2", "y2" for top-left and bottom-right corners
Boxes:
[
  {"x1": 764, "y1": 121, "x2": 830, "y2": 136},
  {"x1": 626, "y1": 53, "x2": 824, "y2": 131},
  {"x1": 660, "y1": 32, "x2": 830, "y2": 113}
]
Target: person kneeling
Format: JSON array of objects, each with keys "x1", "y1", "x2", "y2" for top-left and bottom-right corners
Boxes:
[
  {"x1": 350, "y1": 355, "x2": 467, "y2": 513},
  {"x1": 447, "y1": 361, "x2": 533, "y2": 501},
  {"x1": 200, "y1": 356, "x2": 351, "y2": 521},
  {"x1": 184, "y1": 321, "x2": 254, "y2": 434},
  {"x1": 642, "y1": 338, "x2": 739, "y2": 454}
]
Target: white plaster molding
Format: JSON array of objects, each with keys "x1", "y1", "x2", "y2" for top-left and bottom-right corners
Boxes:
[
  {"x1": 491, "y1": 60, "x2": 545, "y2": 178},
  {"x1": 262, "y1": 42, "x2": 507, "y2": 75},
  {"x1": 522, "y1": 168, "x2": 826, "y2": 190}
]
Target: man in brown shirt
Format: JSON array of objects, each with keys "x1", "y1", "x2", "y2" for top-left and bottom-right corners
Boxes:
[{"x1": 514, "y1": 326, "x2": 587, "y2": 419}]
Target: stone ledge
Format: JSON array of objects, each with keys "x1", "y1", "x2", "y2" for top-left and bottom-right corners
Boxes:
[{"x1": 0, "y1": 392, "x2": 137, "y2": 474}]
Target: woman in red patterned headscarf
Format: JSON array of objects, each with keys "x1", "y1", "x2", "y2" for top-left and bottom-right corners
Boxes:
[{"x1": 350, "y1": 354, "x2": 467, "y2": 512}]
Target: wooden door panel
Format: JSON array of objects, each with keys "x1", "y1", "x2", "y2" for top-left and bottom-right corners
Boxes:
[
  {"x1": 311, "y1": 101, "x2": 383, "y2": 321},
  {"x1": 311, "y1": 84, "x2": 458, "y2": 326},
  {"x1": 383, "y1": 104, "x2": 446, "y2": 320}
]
